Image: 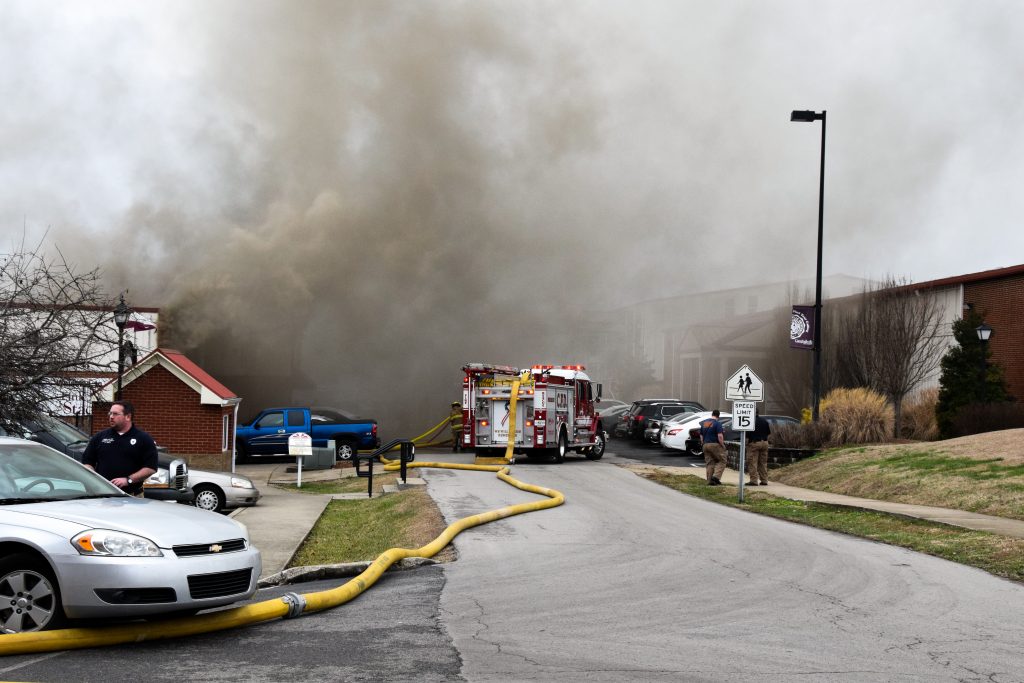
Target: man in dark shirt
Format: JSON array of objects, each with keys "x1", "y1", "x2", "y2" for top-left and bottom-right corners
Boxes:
[
  {"x1": 746, "y1": 415, "x2": 772, "y2": 486},
  {"x1": 82, "y1": 400, "x2": 158, "y2": 497},
  {"x1": 700, "y1": 409, "x2": 726, "y2": 486}
]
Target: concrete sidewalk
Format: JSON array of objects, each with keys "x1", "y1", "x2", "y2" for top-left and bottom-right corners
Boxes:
[{"x1": 649, "y1": 463, "x2": 1024, "y2": 540}]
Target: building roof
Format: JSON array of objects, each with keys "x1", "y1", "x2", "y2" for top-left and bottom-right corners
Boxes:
[
  {"x1": 909, "y1": 263, "x2": 1024, "y2": 291},
  {"x1": 97, "y1": 347, "x2": 240, "y2": 405}
]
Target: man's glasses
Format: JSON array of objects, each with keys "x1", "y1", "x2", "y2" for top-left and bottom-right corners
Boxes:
[{"x1": 108, "y1": 411, "x2": 125, "y2": 416}]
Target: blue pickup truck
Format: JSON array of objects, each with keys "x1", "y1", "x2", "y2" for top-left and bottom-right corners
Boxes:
[{"x1": 235, "y1": 407, "x2": 379, "y2": 462}]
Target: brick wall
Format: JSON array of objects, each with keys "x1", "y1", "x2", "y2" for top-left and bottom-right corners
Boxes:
[
  {"x1": 965, "y1": 273, "x2": 1024, "y2": 402},
  {"x1": 91, "y1": 364, "x2": 234, "y2": 470}
]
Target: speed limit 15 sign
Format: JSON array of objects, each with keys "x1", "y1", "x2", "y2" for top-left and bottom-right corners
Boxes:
[{"x1": 732, "y1": 401, "x2": 757, "y2": 431}]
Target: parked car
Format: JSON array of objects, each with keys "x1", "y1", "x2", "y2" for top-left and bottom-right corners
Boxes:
[
  {"x1": 597, "y1": 404, "x2": 630, "y2": 438},
  {"x1": 597, "y1": 399, "x2": 628, "y2": 410},
  {"x1": 660, "y1": 411, "x2": 732, "y2": 454},
  {"x1": 622, "y1": 400, "x2": 705, "y2": 440},
  {"x1": 643, "y1": 407, "x2": 701, "y2": 444},
  {"x1": 681, "y1": 414, "x2": 798, "y2": 456},
  {"x1": 0, "y1": 416, "x2": 193, "y2": 504},
  {"x1": 189, "y1": 468, "x2": 261, "y2": 514},
  {"x1": 0, "y1": 415, "x2": 91, "y2": 460},
  {"x1": 0, "y1": 437, "x2": 261, "y2": 633}
]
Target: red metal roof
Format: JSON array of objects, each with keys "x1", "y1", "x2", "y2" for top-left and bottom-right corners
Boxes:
[{"x1": 156, "y1": 348, "x2": 237, "y2": 399}]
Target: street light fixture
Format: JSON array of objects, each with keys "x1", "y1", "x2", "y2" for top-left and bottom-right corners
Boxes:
[
  {"x1": 976, "y1": 322, "x2": 993, "y2": 403},
  {"x1": 790, "y1": 109, "x2": 827, "y2": 421},
  {"x1": 113, "y1": 293, "x2": 131, "y2": 401}
]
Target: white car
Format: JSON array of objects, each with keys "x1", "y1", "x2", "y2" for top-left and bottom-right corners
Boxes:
[
  {"x1": 189, "y1": 468, "x2": 261, "y2": 514},
  {"x1": 0, "y1": 437, "x2": 261, "y2": 633},
  {"x1": 660, "y1": 412, "x2": 731, "y2": 454}
]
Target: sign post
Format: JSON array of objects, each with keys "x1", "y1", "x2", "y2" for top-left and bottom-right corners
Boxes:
[
  {"x1": 288, "y1": 432, "x2": 313, "y2": 488},
  {"x1": 732, "y1": 401, "x2": 757, "y2": 502},
  {"x1": 725, "y1": 365, "x2": 766, "y2": 503}
]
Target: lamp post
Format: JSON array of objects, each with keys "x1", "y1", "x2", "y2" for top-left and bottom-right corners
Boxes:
[
  {"x1": 790, "y1": 109, "x2": 827, "y2": 421},
  {"x1": 113, "y1": 294, "x2": 131, "y2": 401},
  {"x1": 976, "y1": 322, "x2": 993, "y2": 403}
]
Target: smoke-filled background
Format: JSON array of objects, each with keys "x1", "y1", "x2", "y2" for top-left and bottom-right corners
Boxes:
[{"x1": 2, "y1": 1, "x2": 1022, "y2": 432}]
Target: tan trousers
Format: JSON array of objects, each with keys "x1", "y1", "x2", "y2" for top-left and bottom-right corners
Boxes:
[
  {"x1": 703, "y1": 443, "x2": 726, "y2": 481},
  {"x1": 746, "y1": 440, "x2": 769, "y2": 483}
]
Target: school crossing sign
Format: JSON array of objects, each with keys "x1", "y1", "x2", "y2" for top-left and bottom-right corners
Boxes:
[{"x1": 725, "y1": 364, "x2": 764, "y2": 402}]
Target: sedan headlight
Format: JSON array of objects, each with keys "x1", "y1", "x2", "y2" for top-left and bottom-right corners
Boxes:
[
  {"x1": 230, "y1": 477, "x2": 254, "y2": 489},
  {"x1": 72, "y1": 529, "x2": 163, "y2": 557}
]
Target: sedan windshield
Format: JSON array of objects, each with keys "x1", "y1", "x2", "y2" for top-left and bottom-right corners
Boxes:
[{"x1": 0, "y1": 441, "x2": 123, "y2": 502}]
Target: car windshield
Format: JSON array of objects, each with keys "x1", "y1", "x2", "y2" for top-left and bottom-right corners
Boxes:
[
  {"x1": 30, "y1": 415, "x2": 91, "y2": 447},
  {"x1": 0, "y1": 441, "x2": 123, "y2": 503}
]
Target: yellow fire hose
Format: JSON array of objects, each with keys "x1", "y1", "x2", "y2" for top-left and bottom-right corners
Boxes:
[{"x1": 0, "y1": 381, "x2": 560, "y2": 656}]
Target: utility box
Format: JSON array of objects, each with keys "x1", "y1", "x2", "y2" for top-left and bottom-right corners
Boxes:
[{"x1": 304, "y1": 446, "x2": 336, "y2": 470}]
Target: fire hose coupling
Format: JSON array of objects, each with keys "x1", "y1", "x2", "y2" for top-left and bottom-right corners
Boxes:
[{"x1": 281, "y1": 591, "x2": 307, "y2": 619}]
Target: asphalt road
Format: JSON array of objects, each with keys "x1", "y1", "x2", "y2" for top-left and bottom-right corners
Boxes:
[{"x1": 6, "y1": 445, "x2": 1024, "y2": 682}]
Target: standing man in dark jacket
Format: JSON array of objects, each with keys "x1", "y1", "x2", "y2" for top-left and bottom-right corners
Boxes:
[
  {"x1": 700, "y1": 410, "x2": 726, "y2": 486},
  {"x1": 82, "y1": 400, "x2": 158, "y2": 497},
  {"x1": 746, "y1": 415, "x2": 772, "y2": 486}
]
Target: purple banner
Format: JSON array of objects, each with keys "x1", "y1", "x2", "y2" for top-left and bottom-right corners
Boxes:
[{"x1": 790, "y1": 305, "x2": 815, "y2": 350}]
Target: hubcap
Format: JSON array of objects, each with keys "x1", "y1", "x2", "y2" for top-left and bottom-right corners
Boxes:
[
  {"x1": 196, "y1": 490, "x2": 219, "y2": 511},
  {"x1": 1, "y1": 570, "x2": 56, "y2": 633}
]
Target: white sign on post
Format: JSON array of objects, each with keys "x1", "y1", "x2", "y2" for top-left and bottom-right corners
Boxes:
[
  {"x1": 732, "y1": 401, "x2": 757, "y2": 431},
  {"x1": 288, "y1": 432, "x2": 312, "y2": 488},
  {"x1": 725, "y1": 364, "x2": 765, "y2": 402}
]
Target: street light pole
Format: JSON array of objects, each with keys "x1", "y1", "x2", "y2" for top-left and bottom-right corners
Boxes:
[
  {"x1": 113, "y1": 293, "x2": 130, "y2": 401},
  {"x1": 976, "y1": 322, "x2": 993, "y2": 404},
  {"x1": 791, "y1": 109, "x2": 827, "y2": 421}
]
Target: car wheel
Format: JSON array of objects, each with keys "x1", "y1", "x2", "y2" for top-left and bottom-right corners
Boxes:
[
  {"x1": 586, "y1": 431, "x2": 605, "y2": 460},
  {"x1": 0, "y1": 553, "x2": 66, "y2": 633},
  {"x1": 551, "y1": 431, "x2": 567, "y2": 464},
  {"x1": 193, "y1": 484, "x2": 226, "y2": 514},
  {"x1": 335, "y1": 440, "x2": 357, "y2": 462},
  {"x1": 686, "y1": 441, "x2": 704, "y2": 458}
]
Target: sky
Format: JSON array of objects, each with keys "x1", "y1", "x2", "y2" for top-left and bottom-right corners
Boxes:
[{"x1": 1, "y1": 0, "x2": 1021, "y2": 430}]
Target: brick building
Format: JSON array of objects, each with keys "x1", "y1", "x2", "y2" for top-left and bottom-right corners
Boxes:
[
  {"x1": 913, "y1": 263, "x2": 1024, "y2": 402},
  {"x1": 92, "y1": 348, "x2": 241, "y2": 471}
]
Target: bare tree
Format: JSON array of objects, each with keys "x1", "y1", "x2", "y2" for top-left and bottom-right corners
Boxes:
[
  {"x1": 1, "y1": 236, "x2": 117, "y2": 424},
  {"x1": 833, "y1": 276, "x2": 947, "y2": 437},
  {"x1": 764, "y1": 284, "x2": 814, "y2": 418}
]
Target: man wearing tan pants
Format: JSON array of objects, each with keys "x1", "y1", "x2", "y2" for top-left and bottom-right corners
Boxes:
[
  {"x1": 746, "y1": 415, "x2": 772, "y2": 486},
  {"x1": 700, "y1": 410, "x2": 726, "y2": 485}
]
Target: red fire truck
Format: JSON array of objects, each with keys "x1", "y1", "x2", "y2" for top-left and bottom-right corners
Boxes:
[{"x1": 460, "y1": 362, "x2": 607, "y2": 462}]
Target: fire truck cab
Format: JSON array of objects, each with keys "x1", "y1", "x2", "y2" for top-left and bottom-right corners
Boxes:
[{"x1": 460, "y1": 363, "x2": 606, "y2": 463}]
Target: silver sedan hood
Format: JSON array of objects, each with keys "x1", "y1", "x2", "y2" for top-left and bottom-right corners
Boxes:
[{"x1": 5, "y1": 498, "x2": 250, "y2": 547}]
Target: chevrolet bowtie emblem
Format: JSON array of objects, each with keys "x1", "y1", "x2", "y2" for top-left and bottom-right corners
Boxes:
[{"x1": 210, "y1": 544, "x2": 223, "y2": 553}]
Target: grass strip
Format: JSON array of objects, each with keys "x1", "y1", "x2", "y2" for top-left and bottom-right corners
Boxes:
[
  {"x1": 642, "y1": 471, "x2": 1024, "y2": 584},
  {"x1": 289, "y1": 487, "x2": 454, "y2": 567},
  {"x1": 275, "y1": 472, "x2": 400, "y2": 495}
]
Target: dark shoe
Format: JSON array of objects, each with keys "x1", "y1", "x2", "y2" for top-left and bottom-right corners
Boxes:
[
  {"x1": 745, "y1": 481, "x2": 756, "y2": 486},
  {"x1": 709, "y1": 478, "x2": 721, "y2": 486},
  {"x1": 760, "y1": 481, "x2": 768, "y2": 486}
]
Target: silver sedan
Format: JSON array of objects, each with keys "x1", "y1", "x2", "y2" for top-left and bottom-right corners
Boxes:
[
  {"x1": 188, "y1": 468, "x2": 262, "y2": 514},
  {"x1": 0, "y1": 437, "x2": 261, "y2": 633}
]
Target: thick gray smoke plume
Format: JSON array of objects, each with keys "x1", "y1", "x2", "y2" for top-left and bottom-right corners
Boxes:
[{"x1": 5, "y1": 1, "x2": 1024, "y2": 433}]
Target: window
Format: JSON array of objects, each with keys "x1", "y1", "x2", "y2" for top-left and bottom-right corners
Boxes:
[
  {"x1": 259, "y1": 412, "x2": 284, "y2": 428},
  {"x1": 287, "y1": 411, "x2": 305, "y2": 427}
]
